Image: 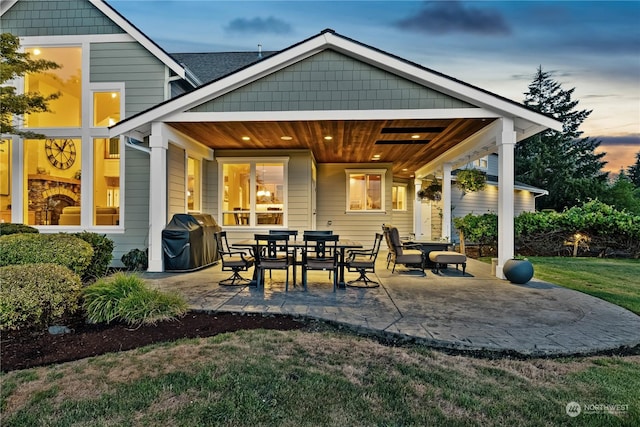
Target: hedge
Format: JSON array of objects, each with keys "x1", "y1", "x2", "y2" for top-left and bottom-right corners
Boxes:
[
  {"x1": 0, "y1": 223, "x2": 39, "y2": 236},
  {"x1": 0, "y1": 233, "x2": 93, "y2": 276},
  {"x1": 0, "y1": 263, "x2": 82, "y2": 330},
  {"x1": 454, "y1": 200, "x2": 640, "y2": 257}
]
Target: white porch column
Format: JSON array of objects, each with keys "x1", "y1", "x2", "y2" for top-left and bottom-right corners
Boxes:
[
  {"x1": 147, "y1": 122, "x2": 168, "y2": 272},
  {"x1": 497, "y1": 118, "x2": 516, "y2": 278},
  {"x1": 442, "y1": 164, "x2": 452, "y2": 242},
  {"x1": 413, "y1": 178, "x2": 422, "y2": 238}
]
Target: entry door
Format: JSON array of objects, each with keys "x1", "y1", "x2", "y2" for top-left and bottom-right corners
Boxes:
[{"x1": 420, "y1": 201, "x2": 432, "y2": 240}]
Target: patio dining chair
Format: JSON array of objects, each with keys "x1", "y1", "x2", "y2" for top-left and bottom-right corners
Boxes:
[
  {"x1": 346, "y1": 232, "x2": 383, "y2": 288},
  {"x1": 254, "y1": 234, "x2": 293, "y2": 290},
  {"x1": 386, "y1": 225, "x2": 426, "y2": 276},
  {"x1": 301, "y1": 234, "x2": 340, "y2": 291},
  {"x1": 268, "y1": 229, "x2": 299, "y2": 285},
  {"x1": 214, "y1": 231, "x2": 255, "y2": 285}
]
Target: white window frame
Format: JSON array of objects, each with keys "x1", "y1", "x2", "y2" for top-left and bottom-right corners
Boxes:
[
  {"x1": 217, "y1": 157, "x2": 289, "y2": 227},
  {"x1": 345, "y1": 169, "x2": 386, "y2": 213},
  {"x1": 392, "y1": 183, "x2": 408, "y2": 211}
]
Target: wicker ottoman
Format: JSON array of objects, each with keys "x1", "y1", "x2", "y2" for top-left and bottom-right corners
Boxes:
[{"x1": 429, "y1": 251, "x2": 467, "y2": 275}]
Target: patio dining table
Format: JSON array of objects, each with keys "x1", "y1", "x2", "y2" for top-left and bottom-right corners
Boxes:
[{"x1": 232, "y1": 238, "x2": 363, "y2": 288}]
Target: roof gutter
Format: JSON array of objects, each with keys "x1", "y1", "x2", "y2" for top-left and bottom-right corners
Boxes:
[{"x1": 125, "y1": 136, "x2": 151, "y2": 154}]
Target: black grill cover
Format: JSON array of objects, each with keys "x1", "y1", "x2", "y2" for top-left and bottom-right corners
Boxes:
[{"x1": 162, "y1": 213, "x2": 221, "y2": 271}]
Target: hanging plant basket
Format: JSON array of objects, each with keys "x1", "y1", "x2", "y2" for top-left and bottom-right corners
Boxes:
[
  {"x1": 417, "y1": 179, "x2": 442, "y2": 201},
  {"x1": 455, "y1": 169, "x2": 487, "y2": 193}
]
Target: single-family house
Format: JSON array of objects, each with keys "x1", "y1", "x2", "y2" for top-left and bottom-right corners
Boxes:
[{"x1": 0, "y1": 0, "x2": 561, "y2": 278}]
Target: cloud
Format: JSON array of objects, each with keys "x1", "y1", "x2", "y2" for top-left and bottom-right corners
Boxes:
[
  {"x1": 596, "y1": 134, "x2": 640, "y2": 146},
  {"x1": 395, "y1": 1, "x2": 511, "y2": 36},
  {"x1": 225, "y1": 16, "x2": 292, "y2": 35}
]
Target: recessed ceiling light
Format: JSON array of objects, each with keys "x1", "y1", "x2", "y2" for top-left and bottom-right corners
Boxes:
[
  {"x1": 242, "y1": 136, "x2": 250, "y2": 141},
  {"x1": 402, "y1": 168, "x2": 408, "y2": 171},
  {"x1": 373, "y1": 154, "x2": 381, "y2": 158},
  {"x1": 411, "y1": 134, "x2": 420, "y2": 139},
  {"x1": 324, "y1": 136, "x2": 333, "y2": 141}
]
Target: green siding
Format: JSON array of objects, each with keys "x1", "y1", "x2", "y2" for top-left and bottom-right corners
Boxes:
[
  {"x1": 1, "y1": 0, "x2": 124, "y2": 36},
  {"x1": 191, "y1": 50, "x2": 475, "y2": 113},
  {"x1": 90, "y1": 42, "x2": 167, "y2": 117},
  {"x1": 167, "y1": 144, "x2": 185, "y2": 219},
  {"x1": 107, "y1": 146, "x2": 150, "y2": 267}
]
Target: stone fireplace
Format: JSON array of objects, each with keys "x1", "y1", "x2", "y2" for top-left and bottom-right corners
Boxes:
[{"x1": 28, "y1": 174, "x2": 80, "y2": 225}]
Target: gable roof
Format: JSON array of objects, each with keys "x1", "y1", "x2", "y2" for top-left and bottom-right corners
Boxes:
[
  {"x1": 111, "y1": 29, "x2": 561, "y2": 138},
  {"x1": 171, "y1": 51, "x2": 278, "y2": 85},
  {"x1": 1, "y1": 0, "x2": 199, "y2": 87}
]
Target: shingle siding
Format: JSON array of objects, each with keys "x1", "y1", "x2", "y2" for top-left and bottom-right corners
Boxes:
[
  {"x1": 1, "y1": 0, "x2": 124, "y2": 36},
  {"x1": 191, "y1": 50, "x2": 475, "y2": 113}
]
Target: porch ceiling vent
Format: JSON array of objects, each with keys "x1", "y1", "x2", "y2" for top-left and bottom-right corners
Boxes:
[
  {"x1": 375, "y1": 139, "x2": 431, "y2": 145},
  {"x1": 380, "y1": 127, "x2": 445, "y2": 134}
]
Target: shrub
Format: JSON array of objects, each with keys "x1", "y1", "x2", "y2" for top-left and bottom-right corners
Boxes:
[
  {"x1": 121, "y1": 248, "x2": 148, "y2": 271},
  {"x1": 73, "y1": 232, "x2": 114, "y2": 282},
  {"x1": 0, "y1": 263, "x2": 82, "y2": 330},
  {"x1": 0, "y1": 233, "x2": 93, "y2": 276},
  {"x1": 0, "y1": 223, "x2": 39, "y2": 236},
  {"x1": 83, "y1": 272, "x2": 188, "y2": 326}
]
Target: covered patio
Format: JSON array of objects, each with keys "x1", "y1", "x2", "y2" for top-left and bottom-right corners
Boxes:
[
  {"x1": 111, "y1": 29, "x2": 562, "y2": 276},
  {"x1": 142, "y1": 254, "x2": 640, "y2": 357}
]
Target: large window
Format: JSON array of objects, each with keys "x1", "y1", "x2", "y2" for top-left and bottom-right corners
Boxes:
[
  {"x1": 392, "y1": 183, "x2": 407, "y2": 211},
  {"x1": 24, "y1": 138, "x2": 82, "y2": 225},
  {"x1": 346, "y1": 170, "x2": 385, "y2": 212},
  {"x1": 220, "y1": 160, "x2": 286, "y2": 226},
  {"x1": 24, "y1": 47, "x2": 82, "y2": 128},
  {"x1": 93, "y1": 138, "x2": 120, "y2": 226}
]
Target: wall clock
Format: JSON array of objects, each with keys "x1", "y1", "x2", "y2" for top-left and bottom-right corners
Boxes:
[{"x1": 45, "y1": 139, "x2": 76, "y2": 170}]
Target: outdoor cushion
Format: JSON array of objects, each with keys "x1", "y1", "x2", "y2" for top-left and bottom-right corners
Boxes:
[{"x1": 429, "y1": 251, "x2": 467, "y2": 275}]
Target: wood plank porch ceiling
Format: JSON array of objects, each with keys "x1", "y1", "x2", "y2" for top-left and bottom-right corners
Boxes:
[{"x1": 170, "y1": 118, "x2": 494, "y2": 179}]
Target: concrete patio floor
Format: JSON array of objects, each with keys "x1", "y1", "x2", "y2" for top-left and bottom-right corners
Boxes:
[{"x1": 143, "y1": 254, "x2": 640, "y2": 357}]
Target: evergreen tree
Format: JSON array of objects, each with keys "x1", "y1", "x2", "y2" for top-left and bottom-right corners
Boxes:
[
  {"x1": 600, "y1": 170, "x2": 640, "y2": 214},
  {"x1": 628, "y1": 151, "x2": 640, "y2": 188},
  {"x1": 515, "y1": 66, "x2": 608, "y2": 211},
  {"x1": 1, "y1": 33, "x2": 60, "y2": 139}
]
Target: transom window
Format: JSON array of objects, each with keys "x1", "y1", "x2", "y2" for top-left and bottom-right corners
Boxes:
[
  {"x1": 346, "y1": 169, "x2": 385, "y2": 212},
  {"x1": 220, "y1": 159, "x2": 287, "y2": 226}
]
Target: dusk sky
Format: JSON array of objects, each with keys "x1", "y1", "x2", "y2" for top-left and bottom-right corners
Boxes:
[{"x1": 109, "y1": 0, "x2": 640, "y2": 174}]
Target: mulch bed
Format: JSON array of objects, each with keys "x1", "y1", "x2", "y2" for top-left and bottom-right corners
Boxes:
[{"x1": 1, "y1": 311, "x2": 308, "y2": 372}]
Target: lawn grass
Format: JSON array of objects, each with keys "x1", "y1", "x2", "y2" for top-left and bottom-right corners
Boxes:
[
  {"x1": 2, "y1": 329, "x2": 639, "y2": 426},
  {"x1": 529, "y1": 257, "x2": 640, "y2": 316}
]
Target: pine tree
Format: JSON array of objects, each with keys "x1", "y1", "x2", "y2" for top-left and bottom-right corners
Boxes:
[
  {"x1": 628, "y1": 152, "x2": 640, "y2": 188},
  {"x1": 600, "y1": 170, "x2": 640, "y2": 214},
  {"x1": 515, "y1": 66, "x2": 608, "y2": 211},
  {"x1": 1, "y1": 33, "x2": 60, "y2": 139}
]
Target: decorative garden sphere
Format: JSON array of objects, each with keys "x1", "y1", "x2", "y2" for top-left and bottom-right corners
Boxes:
[{"x1": 503, "y1": 259, "x2": 534, "y2": 284}]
